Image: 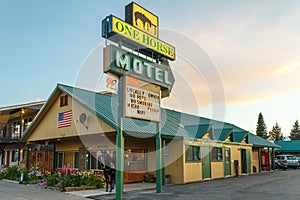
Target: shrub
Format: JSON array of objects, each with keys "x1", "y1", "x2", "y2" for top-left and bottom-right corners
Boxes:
[
  {"x1": 43, "y1": 170, "x2": 105, "y2": 190},
  {"x1": 81, "y1": 171, "x2": 104, "y2": 188},
  {"x1": 1, "y1": 166, "x2": 21, "y2": 181},
  {"x1": 44, "y1": 172, "x2": 60, "y2": 188},
  {"x1": 0, "y1": 172, "x2": 4, "y2": 180}
]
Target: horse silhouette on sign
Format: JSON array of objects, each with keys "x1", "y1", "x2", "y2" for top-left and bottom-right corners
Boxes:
[{"x1": 134, "y1": 12, "x2": 157, "y2": 35}]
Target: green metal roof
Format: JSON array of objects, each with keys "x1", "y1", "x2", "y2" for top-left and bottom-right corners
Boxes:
[
  {"x1": 185, "y1": 124, "x2": 212, "y2": 139},
  {"x1": 213, "y1": 128, "x2": 233, "y2": 141},
  {"x1": 20, "y1": 83, "x2": 278, "y2": 148},
  {"x1": 274, "y1": 140, "x2": 300, "y2": 152},
  {"x1": 248, "y1": 133, "x2": 280, "y2": 148},
  {"x1": 233, "y1": 131, "x2": 248, "y2": 143}
]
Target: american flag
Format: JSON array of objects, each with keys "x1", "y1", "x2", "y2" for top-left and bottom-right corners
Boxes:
[{"x1": 57, "y1": 110, "x2": 72, "y2": 128}]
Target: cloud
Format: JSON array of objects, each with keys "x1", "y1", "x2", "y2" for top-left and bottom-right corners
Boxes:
[
  {"x1": 181, "y1": 5, "x2": 300, "y2": 106},
  {"x1": 272, "y1": 60, "x2": 300, "y2": 75}
]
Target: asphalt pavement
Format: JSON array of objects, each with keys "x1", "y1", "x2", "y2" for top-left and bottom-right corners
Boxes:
[{"x1": 91, "y1": 169, "x2": 300, "y2": 200}]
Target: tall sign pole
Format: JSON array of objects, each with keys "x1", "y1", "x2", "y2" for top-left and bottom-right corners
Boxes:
[
  {"x1": 116, "y1": 76, "x2": 124, "y2": 199},
  {"x1": 101, "y1": 2, "x2": 175, "y2": 199},
  {"x1": 156, "y1": 122, "x2": 162, "y2": 192}
]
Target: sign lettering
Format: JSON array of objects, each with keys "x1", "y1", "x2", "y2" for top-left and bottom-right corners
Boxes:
[
  {"x1": 104, "y1": 44, "x2": 174, "y2": 97},
  {"x1": 102, "y1": 15, "x2": 175, "y2": 61},
  {"x1": 124, "y1": 76, "x2": 160, "y2": 122}
]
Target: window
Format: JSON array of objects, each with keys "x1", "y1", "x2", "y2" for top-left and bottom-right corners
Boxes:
[
  {"x1": 64, "y1": 152, "x2": 74, "y2": 167},
  {"x1": 212, "y1": 147, "x2": 223, "y2": 161},
  {"x1": 124, "y1": 149, "x2": 146, "y2": 172},
  {"x1": 57, "y1": 152, "x2": 64, "y2": 168},
  {"x1": 185, "y1": 145, "x2": 200, "y2": 162},
  {"x1": 90, "y1": 152, "x2": 98, "y2": 170},
  {"x1": 11, "y1": 150, "x2": 18, "y2": 162},
  {"x1": 11, "y1": 150, "x2": 15, "y2": 162},
  {"x1": 74, "y1": 152, "x2": 79, "y2": 169},
  {"x1": 90, "y1": 150, "x2": 116, "y2": 170},
  {"x1": 60, "y1": 95, "x2": 68, "y2": 107},
  {"x1": 57, "y1": 152, "x2": 80, "y2": 169},
  {"x1": 12, "y1": 121, "x2": 20, "y2": 138}
]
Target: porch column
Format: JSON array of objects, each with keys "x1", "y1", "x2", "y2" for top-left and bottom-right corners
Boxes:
[
  {"x1": 116, "y1": 75, "x2": 124, "y2": 200},
  {"x1": 116, "y1": 118, "x2": 124, "y2": 200},
  {"x1": 258, "y1": 148, "x2": 262, "y2": 172},
  {"x1": 162, "y1": 139, "x2": 165, "y2": 186},
  {"x1": 272, "y1": 148, "x2": 275, "y2": 170},
  {"x1": 268, "y1": 148, "x2": 271, "y2": 171},
  {"x1": 156, "y1": 123, "x2": 162, "y2": 193},
  {"x1": 25, "y1": 144, "x2": 30, "y2": 170}
]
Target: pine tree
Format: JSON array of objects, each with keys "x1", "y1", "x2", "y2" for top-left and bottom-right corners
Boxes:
[
  {"x1": 269, "y1": 122, "x2": 282, "y2": 141},
  {"x1": 256, "y1": 112, "x2": 267, "y2": 136},
  {"x1": 290, "y1": 120, "x2": 300, "y2": 140}
]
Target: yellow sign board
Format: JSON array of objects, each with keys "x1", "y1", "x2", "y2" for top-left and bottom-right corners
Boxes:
[
  {"x1": 109, "y1": 15, "x2": 175, "y2": 60},
  {"x1": 125, "y1": 2, "x2": 159, "y2": 38}
]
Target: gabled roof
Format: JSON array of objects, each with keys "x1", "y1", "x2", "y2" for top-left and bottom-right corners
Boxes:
[
  {"x1": 20, "y1": 83, "x2": 279, "y2": 148},
  {"x1": 248, "y1": 133, "x2": 279, "y2": 148},
  {"x1": 274, "y1": 140, "x2": 300, "y2": 152},
  {"x1": 0, "y1": 101, "x2": 45, "y2": 131},
  {"x1": 213, "y1": 128, "x2": 233, "y2": 141},
  {"x1": 0, "y1": 101, "x2": 45, "y2": 113},
  {"x1": 185, "y1": 124, "x2": 212, "y2": 139},
  {"x1": 233, "y1": 131, "x2": 248, "y2": 143}
]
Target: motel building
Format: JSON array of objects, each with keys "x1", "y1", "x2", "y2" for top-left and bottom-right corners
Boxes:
[
  {"x1": 0, "y1": 101, "x2": 44, "y2": 167},
  {"x1": 19, "y1": 83, "x2": 279, "y2": 184}
]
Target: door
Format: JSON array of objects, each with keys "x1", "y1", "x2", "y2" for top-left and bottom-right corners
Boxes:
[
  {"x1": 246, "y1": 149, "x2": 251, "y2": 173},
  {"x1": 224, "y1": 147, "x2": 231, "y2": 176},
  {"x1": 202, "y1": 146, "x2": 211, "y2": 179},
  {"x1": 241, "y1": 149, "x2": 251, "y2": 174}
]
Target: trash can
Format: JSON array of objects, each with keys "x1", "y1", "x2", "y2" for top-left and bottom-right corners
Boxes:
[
  {"x1": 165, "y1": 175, "x2": 171, "y2": 184},
  {"x1": 234, "y1": 160, "x2": 239, "y2": 177}
]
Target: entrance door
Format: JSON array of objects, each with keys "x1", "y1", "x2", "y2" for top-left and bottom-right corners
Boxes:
[
  {"x1": 224, "y1": 147, "x2": 231, "y2": 176},
  {"x1": 241, "y1": 149, "x2": 251, "y2": 174},
  {"x1": 202, "y1": 147, "x2": 211, "y2": 179},
  {"x1": 246, "y1": 149, "x2": 251, "y2": 173}
]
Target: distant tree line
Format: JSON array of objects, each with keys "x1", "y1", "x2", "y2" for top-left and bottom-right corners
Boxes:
[{"x1": 255, "y1": 112, "x2": 300, "y2": 141}]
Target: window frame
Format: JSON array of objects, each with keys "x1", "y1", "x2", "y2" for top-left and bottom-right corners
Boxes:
[
  {"x1": 211, "y1": 147, "x2": 223, "y2": 162},
  {"x1": 60, "y1": 95, "x2": 68, "y2": 107},
  {"x1": 185, "y1": 145, "x2": 201, "y2": 162}
]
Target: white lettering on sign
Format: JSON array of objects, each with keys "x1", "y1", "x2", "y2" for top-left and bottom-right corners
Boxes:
[
  {"x1": 125, "y1": 84, "x2": 160, "y2": 122},
  {"x1": 115, "y1": 50, "x2": 172, "y2": 86},
  {"x1": 116, "y1": 51, "x2": 130, "y2": 71}
]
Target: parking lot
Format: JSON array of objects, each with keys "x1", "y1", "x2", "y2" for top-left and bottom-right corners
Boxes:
[{"x1": 92, "y1": 169, "x2": 300, "y2": 200}]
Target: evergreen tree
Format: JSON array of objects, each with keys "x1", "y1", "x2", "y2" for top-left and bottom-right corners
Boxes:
[
  {"x1": 290, "y1": 120, "x2": 300, "y2": 140},
  {"x1": 256, "y1": 112, "x2": 268, "y2": 136},
  {"x1": 269, "y1": 122, "x2": 283, "y2": 141}
]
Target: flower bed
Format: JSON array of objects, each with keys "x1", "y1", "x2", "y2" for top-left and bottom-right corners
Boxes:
[{"x1": 0, "y1": 166, "x2": 105, "y2": 191}]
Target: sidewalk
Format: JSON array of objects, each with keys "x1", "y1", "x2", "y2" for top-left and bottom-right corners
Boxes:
[{"x1": 66, "y1": 182, "x2": 156, "y2": 198}]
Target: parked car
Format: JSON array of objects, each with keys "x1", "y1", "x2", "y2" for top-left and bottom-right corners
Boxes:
[
  {"x1": 274, "y1": 158, "x2": 287, "y2": 170},
  {"x1": 276, "y1": 154, "x2": 298, "y2": 169},
  {"x1": 297, "y1": 157, "x2": 300, "y2": 168}
]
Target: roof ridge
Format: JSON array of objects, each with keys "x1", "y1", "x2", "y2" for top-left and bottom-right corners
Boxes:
[{"x1": 0, "y1": 100, "x2": 46, "y2": 110}]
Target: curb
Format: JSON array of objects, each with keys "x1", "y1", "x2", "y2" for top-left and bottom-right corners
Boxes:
[{"x1": 1, "y1": 179, "x2": 20, "y2": 184}]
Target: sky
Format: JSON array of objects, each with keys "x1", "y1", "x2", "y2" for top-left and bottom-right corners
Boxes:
[{"x1": 1, "y1": 0, "x2": 300, "y2": 136}]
